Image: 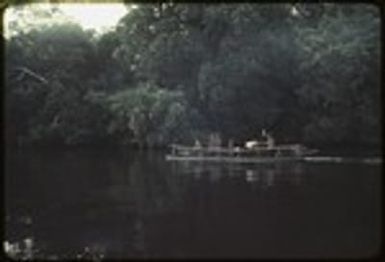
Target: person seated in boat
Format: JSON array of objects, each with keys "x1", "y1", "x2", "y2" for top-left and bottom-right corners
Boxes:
[
  {"x1": 292, "y1": 144, "x2": 302, "y2": 156},
  {"x1": 194, "y1": 139, "x2": 202, "y2": 149},
  {"x1": 234, "y1": 146, "x2": 242, "y2": 156},
  {"x1": 208, "y1": 133, "x2": 221, "y2": 149}
]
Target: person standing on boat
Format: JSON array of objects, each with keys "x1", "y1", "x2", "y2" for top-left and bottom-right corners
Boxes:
[
  {"x1": 194, "y1": 139, "x2": 202, "y2": 149},
  {"x1": 261, "y1": 128, "x2": 274, "y2": 149},
  {"x1": 194, "y1": 139, "x2": 202, "y2": 157}
]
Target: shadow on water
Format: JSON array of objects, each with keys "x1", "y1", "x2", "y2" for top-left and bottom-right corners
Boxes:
[{"x1": 5, "y1": 148, "x2": 381, "y2": 259}]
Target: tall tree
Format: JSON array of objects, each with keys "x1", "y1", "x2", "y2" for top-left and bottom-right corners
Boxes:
[{"x1": 295, "y1": 3, "x2": 381, "y2": 146}]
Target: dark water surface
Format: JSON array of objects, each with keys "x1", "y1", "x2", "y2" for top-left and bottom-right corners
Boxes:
[{"x1": 5, "y1": 148, "x2": 381, "y2": 259}]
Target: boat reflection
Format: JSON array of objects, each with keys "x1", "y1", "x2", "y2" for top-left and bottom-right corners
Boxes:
[
  {"x1": 170, "y1": 161, "x2": 305, "y2": 188},
  {"x1": 245, "y1": 169, "x2": 259, "y2": 183}
]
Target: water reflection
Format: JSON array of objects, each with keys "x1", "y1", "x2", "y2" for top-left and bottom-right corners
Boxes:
[
  {"x1": 5, "y1": 149, "x2": 381, "y2": 259},
  {"x1": 171, "y1": 161, "x2": 305, "y2": 188},
  {"x1": 245, "y1": 169, "x2": 258, "y2": 183}
]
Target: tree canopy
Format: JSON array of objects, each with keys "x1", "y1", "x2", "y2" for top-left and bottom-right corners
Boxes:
[{"x1": 5, "y1": 3, "x2": 381, "y2": 150}]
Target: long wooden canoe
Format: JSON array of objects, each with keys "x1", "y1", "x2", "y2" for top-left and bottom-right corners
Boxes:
[{"x1": 165, "y1": 155, "x2": 304, "y2": 163}]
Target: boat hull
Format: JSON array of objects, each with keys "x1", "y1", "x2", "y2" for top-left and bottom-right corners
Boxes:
[{"x1": 165, "y1": 155, "x2": 304, "y2": 163}]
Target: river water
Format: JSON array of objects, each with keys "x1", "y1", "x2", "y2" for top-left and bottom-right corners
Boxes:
[{"x1": 5, "y1": 148, "x2": 381, "y2": 259}]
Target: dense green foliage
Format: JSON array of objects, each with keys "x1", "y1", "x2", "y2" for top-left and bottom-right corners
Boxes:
[{"x1": 5, "y1": 3, "x2": 381, "y2": 149}]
